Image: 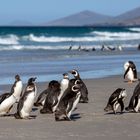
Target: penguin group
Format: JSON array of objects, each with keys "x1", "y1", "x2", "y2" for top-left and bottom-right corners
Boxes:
[
  {"x1": 35, "y1": 69, "x2": 89, "y2": 121},
  {"x1": 0, "y1": 69, "x2": 88, "y2": 120},
  {"x1": 0, "y1": 60, "x2": 139, "y2": 121},
  {"x1": 104, "y1": 60, "x2": 140, "y2": 114}
]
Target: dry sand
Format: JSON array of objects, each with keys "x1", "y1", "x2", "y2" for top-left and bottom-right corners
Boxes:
[{"x1": 0, "y1": 75, "x2": 140, "y2": 140}]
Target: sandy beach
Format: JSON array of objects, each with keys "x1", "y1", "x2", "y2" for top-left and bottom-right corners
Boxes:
[{"x1": 0, "y1": 74, "x2": 140, "y2": 140}]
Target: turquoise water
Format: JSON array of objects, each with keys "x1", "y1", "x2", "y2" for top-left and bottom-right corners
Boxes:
[{"x1": 0, "y1": 26, "x2": 140, "y2": 85}]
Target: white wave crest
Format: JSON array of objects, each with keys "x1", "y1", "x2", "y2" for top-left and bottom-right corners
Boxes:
[
  {"x1": 92, "y1": 31, "x2": 140, "y2": 41},
  {"x1": 27, "y1": 32, "x2": 140, "y2": 43},
  {"x1": 128, "y1": 27, "x2": 140, "y2": 32},
  {"x1": 0, "y1": 35, "x2": 19, "y2": 45}
]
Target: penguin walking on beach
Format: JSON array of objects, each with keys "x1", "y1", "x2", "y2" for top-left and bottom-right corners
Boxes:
[
  {"x1": 104, "y1": 88, "x2": 127, "y2": 114},
  {"x1": 0, "y1": 75, "x2": 23, "y2": 115},
  {"x1": 125, "y1": 80, "x2": 140, "y2": 112},
  {"x1": 69, "y1": 69, "x2": 88, "y2": 103},
  {"x1": 14, "y1": 77, "x2": 37, "y2": 119},
  {"x1": 52, "y1": 73, "x2": 69, "y2": 112},
  {"x1": 124, "y1": 61, "x2": 138, "y2": 83},
  {"x1": 40, "y1": 80, "x2": 61, "y2": 114},
  {"x1": 55, "y1": 80, "x2": 81, "y2": 121}
]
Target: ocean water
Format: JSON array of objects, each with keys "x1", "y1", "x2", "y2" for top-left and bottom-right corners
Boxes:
[{"x1": 0, "y1": 26, "x2": 140, "y2": 85}]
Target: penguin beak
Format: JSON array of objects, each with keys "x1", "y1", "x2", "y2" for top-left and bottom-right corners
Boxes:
[{"x1": 33, "y1": 77, "x2": 37, "y2": 81}]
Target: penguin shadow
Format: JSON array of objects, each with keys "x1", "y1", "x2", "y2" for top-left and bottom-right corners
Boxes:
[
  {"x1": 104, "y1": 112, "x2": 125, "y2": 115},
  {"x1": 70, "y1": 113, "x2": 81, "y2": 121},
  {"x1": 28, "y1": 115, "x2": 37, "y2": 119},
  {"x1": 2, "y1": 113, "x2": 15, "y2": 117}
]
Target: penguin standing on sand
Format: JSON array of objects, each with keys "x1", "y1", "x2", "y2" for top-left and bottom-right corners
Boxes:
[
  {"x1": 14, "y1": 77, "x2": 37, "y2": 119},
  {"x1": 125, "y1": 80, "x2": 140, "y2": 112},
  {"x1": 124, "y1": 61, "x2": 138, "y2": 83},
  {"x1": 69, "y1": 69, "x2": 88, "y2": 103},
  {"x1": 0, "y1": 75, "x2": 23, "y2": 115},
  {"x1": 55, "y1": 80, "x2": 81, "y2": 121},
  {"x1": 40, "y1": 80, "x2": 61, "y2": 114},
  {"x1": 52, "y1": 73, "x2": 69, "y2": 112},
  {"x1": 104, "y1": 88, "x2": 127, "y2": 114}
]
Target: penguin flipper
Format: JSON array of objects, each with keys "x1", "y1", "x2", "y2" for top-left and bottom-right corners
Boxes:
[
  {"x1": 124, "y1": 67, "x2": 130, "y2": 79},
  {"x1": 118, "y1": 99, "x2": 124, "y2": 112},
  {"x1": 134, "y1": 96, "x2": 139, "y2": 108},
  {"x1": 0, "y1": 93, "x2": 10, "y2": 104}
]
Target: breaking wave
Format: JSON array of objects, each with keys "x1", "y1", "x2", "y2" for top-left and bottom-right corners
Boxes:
[
  {"x1": 0, "y1": 35, "x2": 19, "y2": 45},
  {"x1": 128, "y1": 27, "x2": 140, "y2": 32}
]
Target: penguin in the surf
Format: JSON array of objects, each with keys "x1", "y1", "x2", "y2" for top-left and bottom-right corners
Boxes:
[
  {"x1": 0, "y1": 75, "x2": 23, "y2": 115},
  {"x1": 40, "y1": 80, "x2": 61, "y2": 114},
  {"x1": 125, "y1": 80, "x2": 140, "y2": 112},
  {"x1": 69, "y1": 69, "x2": 88, "y2": 103},
  {"x1": 104, "y1": 88, "x2": 127, "y2": 114},
  {"x1": 124, "y1": 61, "x2": 138, "y2": 83},
  {"x1": 55, "y1": 80, "x2": 82, "y2": 121},
  {"x1": 14, "y1": 77, "x2": 37, "y2": 119}
]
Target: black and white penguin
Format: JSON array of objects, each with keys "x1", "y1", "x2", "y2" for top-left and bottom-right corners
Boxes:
[
  {"x1": 14, "y1": 77, "x2": 37, "y2": 119},
  {"x1": 0, "y1": 75, "x2": 23, "y2": 115},
  {"x1": 55, "y1": 80, "x2": 81, "y2": 121},
  {"x1": 40, "y1": 80, "x2": 61, "y2": 114},
  {"x1": 124, "y1": 61, "x2": 138, "y2": 83},
  {"x1": 125, "y1": 80, "x2": 140, "y2": 112},
  {"x1": 52, "y1": 73, "x2": 69, "y2": 112},
  {"x1": 104, "y1": 88, "x2": 127, "y2": 114},
  {"x1": 69, "y1": 69, "x2": 88, "y2": 103}
]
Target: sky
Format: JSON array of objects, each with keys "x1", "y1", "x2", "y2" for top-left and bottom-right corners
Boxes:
[{"x1": 0, "y1": 0, "x2": 140, "y2": 25}]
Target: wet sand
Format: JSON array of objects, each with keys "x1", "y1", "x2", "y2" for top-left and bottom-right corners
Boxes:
[{"x1": 0, "y1": 75, "x2": 140, "y2": 140}]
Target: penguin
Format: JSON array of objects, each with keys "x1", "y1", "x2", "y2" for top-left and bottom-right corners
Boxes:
[
  {"x1": 11, "y1": 75, "x2": 23, "y2": 102},
  {"x1": 104, "y1": 88, "x2": 127, "y2": 114},
  {"x1": 52, "y1": 73, "x2": 69, "y2": 112},
  {"x1": 69, "y1": 69, "x2": 88, "y2": 103},
  {"x1": 14, "y1": 77, "x2": 37, "y2": 119},
  {"x1": 40, "y1": 80, "x2": 61, "y2": 114},
  {"x1": 124, "y1": 61, "x2": 138, "y2": 83},
  {"x1": 125, "y1": 80, "x2": 140, "y2": 112},
  {"x1": 55, "y1": 80, "x2": 81, "y2": 121},
  {"x1": 0, "y1": 75, "x2": 23, "y2": 115}
]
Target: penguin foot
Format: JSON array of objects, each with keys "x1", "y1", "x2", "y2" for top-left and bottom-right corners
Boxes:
[
  {"x1": 125, "y1": 107, "x2": 134, "y2": 112},
  {"x1": 14, "y1": 113, "x2": 22, "y2": 119},
  {"x1": 40, "y1": 109, "x2": 53, "y2": 114}
]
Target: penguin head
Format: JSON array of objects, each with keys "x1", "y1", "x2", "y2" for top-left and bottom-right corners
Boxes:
[
  {"x1": 28, "y1": 77, "x2": 37, "y2": 84},
  {"x1": 15, "y1": 74, "x2": 21, "y2": 81},
  {"x1": 69, "y1": 69, "x2": 80, "y2": 78},
  {"x1": 63, "y1": 73, "x2": 69, "y2": 79}
]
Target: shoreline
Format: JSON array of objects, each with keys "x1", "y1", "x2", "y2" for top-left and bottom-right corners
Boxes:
[{"x1": 0, "y1": 74, "x2": 139, "y2": 139}]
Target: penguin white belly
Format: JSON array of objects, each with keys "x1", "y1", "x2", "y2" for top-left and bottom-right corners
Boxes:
[
  {"x1": 134, "y1": 98, "x2": 140, "y2": 112},
  {"x1": 13, "y1": 81, "x2": 23, "y2": 102},
  {"x1": 41, "y1": 99, "x2": 45, "y2": 106},
  {"x1": 67, "y1": 92, "x2": 81, "y2": 118},
  {"x1": 20, "y1": 92, "x2": 35, "y2": 118},
  {"x1": 0, "y1": 95, "x2": 16, "y2": 115},
  {"x1": 126, "y1": 69, "x2": 134, "y2": 81}
]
